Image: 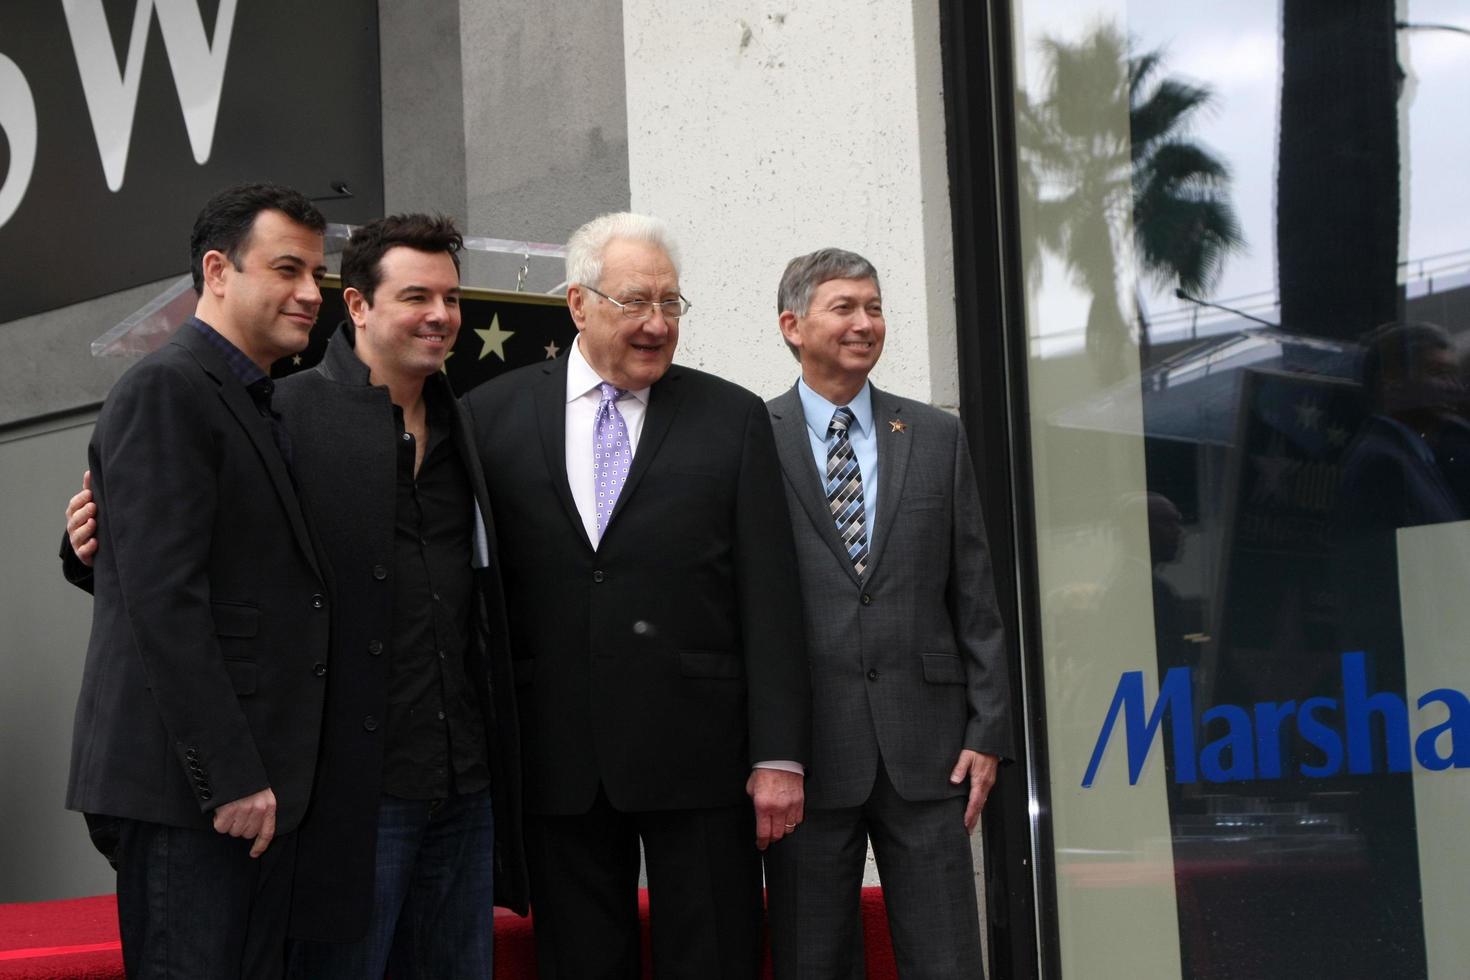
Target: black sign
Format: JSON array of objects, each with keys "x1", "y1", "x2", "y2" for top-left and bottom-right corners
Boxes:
[
  {"x1": 0, "y1": 1, "x2": 383, "y2": 323},
  {"x1": 272, "y1": 280, "x2": 577, "y2": 396}
]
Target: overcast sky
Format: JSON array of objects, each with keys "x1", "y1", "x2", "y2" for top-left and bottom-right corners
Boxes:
[{"x1": 1012, "y1": 0, "x2": 1470, "y2": 355}]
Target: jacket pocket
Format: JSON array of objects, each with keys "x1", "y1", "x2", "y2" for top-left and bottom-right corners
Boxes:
[
  {"x1": 922, "y1": 654, "x2": 965, "y2": 685},
  {"x1": 211, "y1": 600, "x2": 259, "y2": 637},
  {"x1": 679, "y1": 650, "x2": 743, "y2": 679}
]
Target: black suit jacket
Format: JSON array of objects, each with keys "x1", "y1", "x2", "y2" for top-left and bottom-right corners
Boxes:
[
  {"x1": 66, "y1": 323, "x2": 330, "y2": 832},
  {"x1": 463, "y1": 355, "x2": 810, "y2": 816},
  {"x1": 273, "y1": 326, "x2": 529, "y2": 938}
]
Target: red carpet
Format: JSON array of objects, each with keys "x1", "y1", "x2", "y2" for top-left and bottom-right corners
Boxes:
[{"x1": 0, "y1": 889, "x2": 900, "y2": 979}]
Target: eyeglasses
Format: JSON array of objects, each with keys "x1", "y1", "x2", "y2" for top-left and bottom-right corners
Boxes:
[{"x1": 582, "y1": 285, "x2": 691, "y2": 321}]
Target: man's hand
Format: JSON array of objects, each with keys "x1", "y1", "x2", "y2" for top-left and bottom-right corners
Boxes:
[
  {"x1": 747, "y1": 768, "x2": 804, "y2": 851},
  {"x1": 950, "y1": 750, "x2": 999, "y2": 834},
  {"x1": 66, "y1": 471, "x2": 98, "y2": 567},
  {"x1": 211, "y1": 787, "x2": 277, "y2": 858}
]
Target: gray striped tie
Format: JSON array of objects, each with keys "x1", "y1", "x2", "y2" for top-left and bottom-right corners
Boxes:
[{"x1": 825, "y1": 407, "x2": 869, "y2": 576}]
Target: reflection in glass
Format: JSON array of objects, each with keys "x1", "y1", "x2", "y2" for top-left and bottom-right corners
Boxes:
[{"x1": 1011, "y1": 2, "x2": 1470, "y2": 977}]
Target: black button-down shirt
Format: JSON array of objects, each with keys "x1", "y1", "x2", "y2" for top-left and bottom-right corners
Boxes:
[{"x1": 381, "y1": 386, "x2": 490, "y2": 799}]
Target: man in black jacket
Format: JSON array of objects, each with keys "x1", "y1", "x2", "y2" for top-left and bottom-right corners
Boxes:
[
  {"x1": 64, "y1": 183, "x2": 331, "y2": 980},
  {"x1": 67, "y1": 213, "x2": 527, "y2": 977}
]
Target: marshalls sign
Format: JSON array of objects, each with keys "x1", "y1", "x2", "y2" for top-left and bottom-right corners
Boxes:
[{"x1": 0, "y1": 0, "x2": 382, "y2": 322}]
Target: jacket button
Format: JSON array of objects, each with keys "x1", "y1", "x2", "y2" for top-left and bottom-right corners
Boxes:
[
  {"x1": 364, "y1": 715, "x2": 378, "y2": 732},
  {"x1": 372, "y1": 565, "x2": 387, "y2": 580},
  {"x1": 593, "y1": 570, "x2": 605, "y2": 583},
  {"x1": 313, "y1": 663, "x2": 328, "y2": 677},
  {"x1": 861, "y1": 593, "x2": 873, "y2": 605},
  {"x1": 311, "y1": 594, "x2": 325, "y2": 609},
  {"x1": 368, "y1": 640, "x2": 383, "y2": 656},
  {"x1": 867, "y1": 669, "x2": 879, "y2": 681}
]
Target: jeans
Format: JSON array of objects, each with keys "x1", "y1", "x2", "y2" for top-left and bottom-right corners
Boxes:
[
  {"x1": 287, "y1": 789, "x2": 495, "y2": 979},
  {"x1": 114, "y1": 817, "x2": 296, "y2": 980}
]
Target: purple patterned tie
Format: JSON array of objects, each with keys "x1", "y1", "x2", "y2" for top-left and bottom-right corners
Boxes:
[{"x1": 594, "y1": 382, "x2": 632, "y2": 537}]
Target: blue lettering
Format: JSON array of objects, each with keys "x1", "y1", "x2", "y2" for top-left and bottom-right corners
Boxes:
[
  {"x1": 1414, "y1": 688, "x2": 1470, "y2": 771},
  {"x1": 1254, "y1": 700, "x2": 1297, "y2": 779},
  {"x1": 1342, "y1": 651, "x2": 1411, "y2": 774},
  {"x1": 1080, "y1": 667, "x2": 1196, "y2": 788},
  {"x1": 1201, "y1": 704, "x2": 1255, "y2": 782},
  {"x1": 1297, "y1": 696, "x2": 1342, "y2": 777},
  {"x1": 1083, "y1": 653, "x2": 1468, "y2": 787}
]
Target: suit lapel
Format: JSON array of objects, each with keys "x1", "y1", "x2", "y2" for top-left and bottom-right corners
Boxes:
[
  {"x1": 175, "y1": 331, "x2": 323, "y2": 581},
  {"x1": 531, "y1": 355, "x2": 592, "y2": 550},
  {"x1": 769, "y1": 385, "x2": 863, "y2": 587},
  {"x1": 865, "y1": 384, "x2": 910, "y2": 579},
  {"x1": 604, "y1": 366, "x2": 683, "y2": 534}
]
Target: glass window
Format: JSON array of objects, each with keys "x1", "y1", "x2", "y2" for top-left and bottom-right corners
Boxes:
[{"x1": 1008, "y1": 2, "x2": 1470, "y2": 976}]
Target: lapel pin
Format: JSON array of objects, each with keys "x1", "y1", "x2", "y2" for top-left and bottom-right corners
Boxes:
[{"x1": 889, "y1": 419, "x2": 907, "y2": 433}]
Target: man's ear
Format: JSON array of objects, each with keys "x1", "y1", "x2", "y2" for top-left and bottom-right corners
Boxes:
[
  {"x1": 777, "y1": 310, "x2": 803, "y2": 353},
  {"x1": 343, "y1": 287, "x2": 371, "y2": 328},
  {"x1": 200, "y1": 250, "x2": 231, "y2": 298},
  {"x1": 567, "y1": 285, "x2": 589, "y2": 329}
]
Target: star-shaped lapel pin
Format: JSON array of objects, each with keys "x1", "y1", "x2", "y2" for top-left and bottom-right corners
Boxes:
[{"x1": 889, "y1": 419, "x2": 907, "y2": 433}]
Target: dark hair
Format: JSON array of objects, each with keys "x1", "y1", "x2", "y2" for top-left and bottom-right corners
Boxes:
[
  {"x1": 340, "y1": 213, "x2": 464, "y2": 305},
  {"x1": 188, "y1": 182, "x2": 326, "y2": 293}
]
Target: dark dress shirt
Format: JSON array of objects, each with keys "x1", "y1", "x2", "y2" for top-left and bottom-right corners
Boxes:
[{"x1": 382, "y1": 384, "x2": 491, "y2": 799}]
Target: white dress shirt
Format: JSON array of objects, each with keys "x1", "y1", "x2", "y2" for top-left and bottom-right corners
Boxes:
[
  {"x1": 562, "y1": 337, "x2": 802, "y2": 776},
  {"x1": 564, "y1": 337, "x2": 650, "y2": 547}
]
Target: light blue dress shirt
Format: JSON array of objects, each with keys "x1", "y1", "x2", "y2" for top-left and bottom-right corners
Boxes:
[{"x1": 798, "y1": 378, "x2": 879, "y2": 551}]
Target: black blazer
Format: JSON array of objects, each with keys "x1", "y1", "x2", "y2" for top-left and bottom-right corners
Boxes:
[
  {"x1": 66, "y1": 324, "x2": 330, "y2": 832},
  {"x1": 463, "y1": 355, "x2": 811, "y2": 816},
  {"x1": 274, "y1": 327, "x2": 529, "y2": 938}
]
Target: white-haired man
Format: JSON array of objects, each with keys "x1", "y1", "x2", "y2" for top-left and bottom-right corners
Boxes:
[{"x1": 462, "y1": 213, "x2": 811, "y2": 978}]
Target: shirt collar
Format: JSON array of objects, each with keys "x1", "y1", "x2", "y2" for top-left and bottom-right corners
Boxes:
[
  {"x1": 188, "y1": 316, "x2": 267, "y2": 388},
  {"x1": 566, "y1": 334, "x2": 651, "y2": 405},
  {"x1": 798, "y1": 376, "x2": 873, "y2": 440}
]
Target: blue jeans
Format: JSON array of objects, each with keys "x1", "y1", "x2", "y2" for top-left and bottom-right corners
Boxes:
[
  {"x1": 113, "y1": 817, "x2": 297, "y2": 980},
  {"x1": 287, "y1": 789, "x2": 495, "y2": 979}
]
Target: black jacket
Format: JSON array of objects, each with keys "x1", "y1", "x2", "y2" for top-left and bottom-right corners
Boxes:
[{"x1": 275, "y1": 325, "x2": 528, "y2": 938}]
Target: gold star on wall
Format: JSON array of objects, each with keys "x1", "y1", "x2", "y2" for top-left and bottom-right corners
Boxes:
[
  {"x1": 440, "y1": 351, "x2": 455, "y2": 374},
  {"x1": 291, "y1": 354, "x2": 302, "y2": 366},
  {"x1": 544, "y1": 339, "x2": 561, "y2": 359},
  {"x1": 475, "y1": 314, "x2": 515, "y2": 361}
]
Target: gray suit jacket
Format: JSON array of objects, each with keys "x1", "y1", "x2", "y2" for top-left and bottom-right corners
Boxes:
[{"x1": 768, "y1": 383, "x2": 1013, "y2": 809}]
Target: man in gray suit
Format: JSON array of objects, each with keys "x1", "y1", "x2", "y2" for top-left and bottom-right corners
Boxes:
[{"x1": 762, "y1": 248, "x2": 1014, "y2": 979}]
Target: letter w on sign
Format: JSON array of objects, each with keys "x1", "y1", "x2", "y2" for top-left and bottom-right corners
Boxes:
[{"x1": 62, "y1": 0, "x2": 239, "y2": 191}]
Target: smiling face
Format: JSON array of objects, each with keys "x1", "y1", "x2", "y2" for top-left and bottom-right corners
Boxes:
[
  {"x1": 779, "y1": 276, "x2": 885, "y2": 402},
  {"x1": 203, "y1": 209, "x2": 326, "y2": 367},
  {"x1": 567, "y1": 237, "x2": 680, "y2": 390},
  {"x1": 346, "y1": 245, "x2": 463, "y2": 387}
]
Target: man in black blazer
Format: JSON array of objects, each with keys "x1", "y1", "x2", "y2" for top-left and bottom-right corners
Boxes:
[
  {"x1": 66, "y1": 215, "x2": 530, "y2": 976},
  {"x1": 64, "y1": 184, "x2": 331, "y2": 979},
  {"x1": 462, "y1": 212, "x2": 811, "y2": 978},
  {"x1": 761, "y1": 249, "x2": 1014, "y2": 979},
  {"x1": 277, "y1": 214, "x2": 527, "y2": 977}
]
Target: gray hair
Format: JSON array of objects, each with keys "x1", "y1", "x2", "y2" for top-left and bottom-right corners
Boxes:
[
  {"x1": 777, "y1": 247, "x2": 882, "y2": 359},
  {"x1": 565, "y1": 212, "x2": 681, "y2": 288}
]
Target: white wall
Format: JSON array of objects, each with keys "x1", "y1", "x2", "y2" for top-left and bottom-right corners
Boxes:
[{"x1": 622, "y1": 0, "x2": 958, "y2": 407}]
